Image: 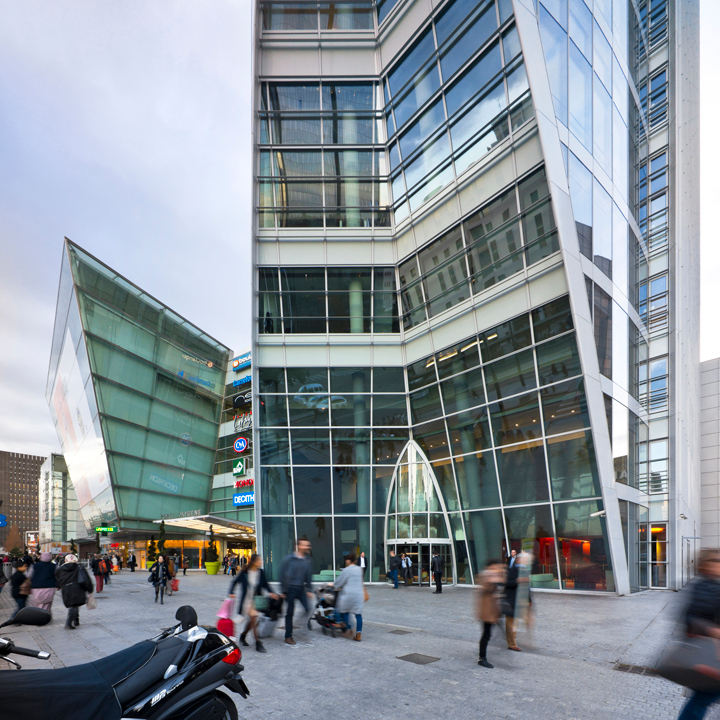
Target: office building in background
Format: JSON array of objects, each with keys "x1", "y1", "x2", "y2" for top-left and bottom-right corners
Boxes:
[
  {"x1": 252, "y1": 0, "x2": 699, "y2": 591},
  {"x1": 0, "y1": 451, "x2": 44, "y2": 550}
]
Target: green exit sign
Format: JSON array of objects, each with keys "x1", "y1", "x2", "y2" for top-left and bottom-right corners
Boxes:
[
  {"x1": 233, "y1": 458, "x2": 246, "y2": 476},
  {"x1": 95, "y1": 526, "x2": 118, "y2": 533}
]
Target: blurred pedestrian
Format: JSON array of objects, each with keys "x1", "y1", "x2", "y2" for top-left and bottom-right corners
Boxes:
[
  {"x1": 91, "y1": 554, "x2": 105, "y2": 593},
  {"x1": 476, "y1": 559, "x2": 506, "y2": 668},
  {"x1": 103, "y1": 554, "x2": 112, "y2": 584},
  {"x1": 334, "y1": 553, "x2": 364, "y2": 642},
  {"x1": 30, "y1": 552, "x2": 57, "y2": 613},
  {"x1": 432, "y1": 550, "x2": 444, "y2": 594},
  {"x1": 388, "y1": 550, "x2": 401, "y2": 589},
  {"x1": 280, "y1": 539, "x2": 313, "y2": 645},
  {"x1": 182, "y1": 556, "x2": 189, "y2": 575},
  {"x1": 229, "y1": 553, "x2": 277, "y2": 654},
  {"x1": 128, "y1": 552, "x2": 137, "y2": 572},
  {"x1": 55, "y1": 554, "x2": 93, "y2": 630},
  {"x1": 222, "y1": 554, "x2": 229, "y2": 575},
  {"x1": 230, "y1": 555, "x2": 238, "y2": 577},
  {"x1": 10, "y1": 561, "x2": 30, "y2": 619},
  {"x1": 401, "y1": 553, "x2": 413, "y2": 585},
  {"x1": 676, "y1": 549, "x2": 720, "y2": 719},
  {"x1": 356, "y1": 551, "x2": 367, "y2": 579},
  {"x1": 149, "y1": 555, "x2": 171, "y2": 604},
  {"x1": 166, "y1": 556, "x2": 176, "y2": 596},
  {"x1": 507, "y1": 549, "x2": 517, "y2": 568}
]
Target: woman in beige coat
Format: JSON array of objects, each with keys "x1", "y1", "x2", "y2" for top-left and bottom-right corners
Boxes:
[{"x1": 476, "y1": 559, "x2": 506, "y2": 668}]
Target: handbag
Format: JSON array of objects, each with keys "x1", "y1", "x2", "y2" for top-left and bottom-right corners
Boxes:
[
  {"x1": 657, "y1": 635, "x2": 720, "y2": 693},
  {"x1": 363, "y1": 587, "x2": 369, "y2": 602},
  {"x1": 87, "y1": 593, "x2": 97, "y2": 610},
  {"x1": 253, "y1": 595, "x2": 269, "y2": 612},
  {"x1": 19, "y1": 578, "x2": 31, "y2": 596}
]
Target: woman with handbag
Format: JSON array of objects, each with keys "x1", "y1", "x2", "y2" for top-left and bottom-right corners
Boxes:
[
  {"x1": 55, "y1": 554, "x2": 93, "y2": 629},
  {"x1": 333, "y1": 552, "x2": 365, "y2": 642},
  {"x1": 29, "y1": 552, "x2": 58, "y2": 613},
  {"x1": 148, "y1": 555, "x2": 171, "y2": 604},
  {"x1": 9, "y1": 561, "x2": 31, "y2": 619},
  {"x1": 228, "y1": 553, "x2": 277, "y2": 654}
]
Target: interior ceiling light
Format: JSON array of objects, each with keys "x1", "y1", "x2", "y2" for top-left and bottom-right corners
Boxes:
[
  {"x1": 439, "y1": 350, "x2": 458, "y2": 362},
  {"x1": 486, "y1": 333, "x2": 498, "y2": 340},
  {"x1": 460, "y1": 340, "x2": 478, "y2": 353}
]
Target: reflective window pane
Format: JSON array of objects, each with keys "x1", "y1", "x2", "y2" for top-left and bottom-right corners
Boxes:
[
  {"x1": 541, "y1": 377, "x2": 590, "y2": 436},
  {"x1": 484, "y1": 349, "x2": 537, "y2": 402},
  {"x1": 536, "y1": 333, "x2": 582, "y2": 386},
  {"x1": 489, "y1": 391, "x2": 542, "y2": 446},
  {"x1": 547, "y1": 431, "x2": 602, "y2": 500},
  {"x1": 504, "y1": 503, "x2": 559, "y2": 585},
  {"x1": 455, "y1": 452, "x2": 500, "y2": 509}
]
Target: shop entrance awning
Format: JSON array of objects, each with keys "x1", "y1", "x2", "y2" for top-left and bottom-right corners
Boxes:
[{"x1": 154, "y1": 515, "x2": 255, "y2": 539}]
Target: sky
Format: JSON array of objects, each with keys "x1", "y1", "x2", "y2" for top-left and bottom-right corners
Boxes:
[{"x1": 0, "y1": 0, "x2": 717, "y2": 459}]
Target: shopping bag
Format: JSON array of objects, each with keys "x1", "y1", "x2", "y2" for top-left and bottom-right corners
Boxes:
[
  {"x1": 217, "y1": 597, "x2": 234, "y2": 619},
  {"x1": 171, "y1": 578, "x2": 179, "y2": 592},
  {"x1": 87, "y1": 593, "x2": 97, "y2": 610},
  {"x1": 217, "y1": 617, "x2": 234, "y2": 637},
  {"x1": 658, "y1": 636, "x2": 720, "y2": 693}
]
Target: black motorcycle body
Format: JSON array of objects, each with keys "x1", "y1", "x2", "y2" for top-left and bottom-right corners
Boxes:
[{"x1": 0, "y1": 605, "x2": 248, "y2": 720}]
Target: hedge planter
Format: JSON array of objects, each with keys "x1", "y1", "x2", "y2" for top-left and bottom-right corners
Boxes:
[{"x1": 205, "y1": 561, "x2": 221, "y2": 575}]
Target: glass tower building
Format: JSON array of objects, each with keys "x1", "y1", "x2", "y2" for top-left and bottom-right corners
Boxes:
[
  {"x1": 47, "y1": 240, "x2": 232, "y2": 541},
  {"x1": 252, "y1": 0, "x2": 699, "y2": 591}
]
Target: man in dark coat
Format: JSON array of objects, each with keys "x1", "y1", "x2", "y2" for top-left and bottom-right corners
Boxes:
[
  {"x1": 388, "y1": 550, "x2": 401, "y2": 589},
  {"x1": 431, "y1": 550, "x2": 445, "y2": 594},
  {"x1": 128, "y1": 553, "x2": 137, "y2": 572},
  {"x1": 279, "y1": 539, "x2": 313, "y2": 645},
  {"x1": 55, "y1": 554, "x2": 93, "y2": 629},
  {"x1": 356, "y1": 551, "x2": 367, "y2": 578}
]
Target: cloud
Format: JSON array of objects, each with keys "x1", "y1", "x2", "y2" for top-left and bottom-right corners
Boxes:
[{"x1": 0, "y1": 1, "x2": 252, "y2": 454}]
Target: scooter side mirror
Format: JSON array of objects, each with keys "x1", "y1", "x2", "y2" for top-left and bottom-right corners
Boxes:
[
  {"x1": 175, "y1": 605, "x2": 198, "y2": 631},
  {"x1": 0, "y1": 606, "x2": 52, "y2": 628}
]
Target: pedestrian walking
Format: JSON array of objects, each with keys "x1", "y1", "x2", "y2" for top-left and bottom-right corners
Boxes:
[
  {"x1": 128, "y1": 552, "x2": 137, "y2": 572},
  {"x1": 280, "y1": 539, "x2": 314, "y2": 645},
  {"x1": 503, "y1": 551, "x2": 531, "y2": 652},
  {"x1": 401, "y1": 553, "x2": 413, "y2": 585},
  {"x1": 229, "y1": 553, "x2": 277, "y2": 654},
  {"x1": 675, "y1": 549, "x2": 720, "y2": 719},
  {"x1": 166, "y1": 556, "x2": 176, "y2": 596},
  {"x1": 388, "y1": 550, "x2": 401, "y2": 589},
  {"x1": 148, "y1": 555, "x2": 171, "y2": 604},
  {"x1": 117, "y1": 555, "x2": 123, "y2": 571},
  {"x1": 222, "y1": 555, "x2": 229, "y2": 575},
  {"x1": 240, "y1": 555, "x2": 248, "y2": 570},
  {"x1": 30, "y1": 552, "x2": 57, "y2": 613},
  {"x1": 9, "y1": 561, "x2": 30, "y2": 619},
  {"x1": 431, "y1": 550, "x2": 444, "y2": 594},
  {"x1": 230, "y1": 555, "x2": 238, "y2": 577},
  {"x1": 91, "y1": 554, "x2": 106, "y2": 593},
  {"x1": 334, "y1": 553, "x2": 364, "y2": 642},
  {"x1": 476, "y1": 559, "x2": 506, "y2": 668},
  {"x1": 507, "y1": 549, "x2": 517, "y2": 568},
  {"x1": 103, "y1": 554, "x2": 112, "y2": 584},
  {"x1": 356, "y1": 551, "x2": 367, "y2": 579},
  {"x1": 111, "y1": 554, "x2": 119, "y2": 572},
  {"x1": 182, "y1": 557, "x2": 189, "y2": 575},
  {"x1": 55, "y1": 554, "x2": 93, "y2": 630}
]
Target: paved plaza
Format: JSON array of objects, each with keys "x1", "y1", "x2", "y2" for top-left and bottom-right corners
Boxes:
[{"x1": 0, "y1": 570, "x2": 709, "y2": 719}]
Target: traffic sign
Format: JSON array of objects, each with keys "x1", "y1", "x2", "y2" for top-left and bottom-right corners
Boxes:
[
  {"x1": 234, "y1": 437, "x2": 248, "y2": 453},
  {"x1": 233, "y1": 458, "x2": 246, "y2": 476},
  {"x1": 0, "y1": 515, "x2": 6, "y2": 528}
]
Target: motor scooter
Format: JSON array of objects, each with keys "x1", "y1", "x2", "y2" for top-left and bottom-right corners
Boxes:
[{"x1": 0, "y1": 605, "x2": 248, "y2": 720}]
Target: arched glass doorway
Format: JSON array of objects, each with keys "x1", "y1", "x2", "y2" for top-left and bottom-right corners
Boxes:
[{"x1": 385, "y1": 441, "x2": 454, "y2": 586}]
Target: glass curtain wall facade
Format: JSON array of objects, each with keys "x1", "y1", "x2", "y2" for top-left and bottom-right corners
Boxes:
[
  {"x1": 47, "y1": 240, "x2": 232, "y2": 537},
  {"x1": 38, "y1": 454, "x2": 82, "y2": 552},
  {"x1": 252, "y1": 0, "x2": 699, "y2": 591}
]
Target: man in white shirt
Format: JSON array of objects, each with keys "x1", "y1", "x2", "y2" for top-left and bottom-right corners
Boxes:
[{"x1": 356, "y1": 551, "x2": 367, "y2": 579}]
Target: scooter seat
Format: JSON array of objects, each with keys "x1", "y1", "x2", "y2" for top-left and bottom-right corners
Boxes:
[
  {"x1": 113, "y1": 637, "x2": 184, "y2": 704},
  {"x1": 0, "y1": 640, "x2": 162, "y2": 720}
]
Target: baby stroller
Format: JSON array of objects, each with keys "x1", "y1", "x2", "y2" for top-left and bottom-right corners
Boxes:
[{"x1": 308, "y1": 584, "x2": 343, "y2": 637}]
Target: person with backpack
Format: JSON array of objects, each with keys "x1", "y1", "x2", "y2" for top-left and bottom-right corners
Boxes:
[
  {"x1": 91, "y1": 553, "x2": 106, "y2": 593},
  {"x1": 55, "y1": 554, "x2": 93, "y2": 630}
]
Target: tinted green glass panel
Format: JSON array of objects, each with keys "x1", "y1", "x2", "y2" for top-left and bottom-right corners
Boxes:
[
  {"x1": 484, "y1": 349, "x2": 536, "y2": 402},
  {"x1": 532, "y1": 295, "x2": 573, "y2": 340},
  {"x1": 541, "y1": 377, "x2": 590, "y2": 436},
  {"x1": 547, "y1": 431, "x2": 601, "y2": 500},
  {"x1": 496, "y1": 440, "x2": 550, "y2": 504},
  {"x1": 463, "y1": 508, "x2": 505, "y2": 578},
  {"x1": 294, "y1": 467, "x2": 332, "y2": 515},
  {"x1": 440, "y1": 366, "x2": 485, "y2": 414},
  {"x1": 409, "y1": 384, "x2": 443, "y2": 423},
  {"x1": 447, "y1": 406, "x2": 491, "y2": 452},
  {"x1": 454, "y1": 451, "x2": 500, "y2": 509},
  {"x1": 504, "y1": 503, "x2": 559, "y2": 585},
  {"x1": 489, "y1": 391, "x2": 542, "y2": 445},
  {"x1": 261, "y1": 467, "x2": 294, "y2": 514},
  {"x1": 536, "y1": 334, "x2": 582, "y2": 386},
  {"x1": 480, "y1": 314, "x2": 532, "y2": 362}
]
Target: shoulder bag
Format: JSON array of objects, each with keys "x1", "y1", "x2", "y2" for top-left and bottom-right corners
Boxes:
[
  {"x1": 87, "y1": 593, "x2": 97, "y2": 610},
  {"x1": 658, "y1": 635, "x2": 720, "y2": 693}
]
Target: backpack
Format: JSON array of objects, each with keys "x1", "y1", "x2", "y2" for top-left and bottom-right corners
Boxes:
[{"x1": 98, "y1": 560, "x2": 107, "y2": 574}]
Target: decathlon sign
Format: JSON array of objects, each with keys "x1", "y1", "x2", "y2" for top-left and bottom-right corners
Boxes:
[{"x1": 232, "y1": 492, "x2": 255, "y2": 507}]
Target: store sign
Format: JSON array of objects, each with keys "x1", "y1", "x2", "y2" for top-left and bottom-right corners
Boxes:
[
  {"x1": 95, "y1": 526, "x2": 118, "y2": 533},
  {"x1": 235, "y1": 478, "x2": 253, "y2": 488},
  {"x1": 234, "y1": 412, "x2": 252, "y2": 432},
  {"x1": 232, "y1": 352, "x2": 251, "y2": 372},
  {"x1": 0, "y1": 514, "x2": 6, "y2": 528},
  {"x1": 180, "y1": 433, "x2": 192, "y2": 447},
  {"x1": 232, "y1": 458, "x2": 246, "y2": 476},
  {"x1": 232, "y1": 374, "x2": 251, "y2": 387},
  {"x1": 232, "y1": 492, "x2": 255, "y2": 507},
  {"x1": 182, "y1": 353, "x2": 214, "y2": 368},
  {"x1": 234, "y1": 437, "x2": 248, "y2": 453}
]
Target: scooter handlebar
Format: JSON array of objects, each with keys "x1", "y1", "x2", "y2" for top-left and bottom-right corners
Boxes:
[{"x1": 6, "y1": 644, "x2": 50, "y2": 660}]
